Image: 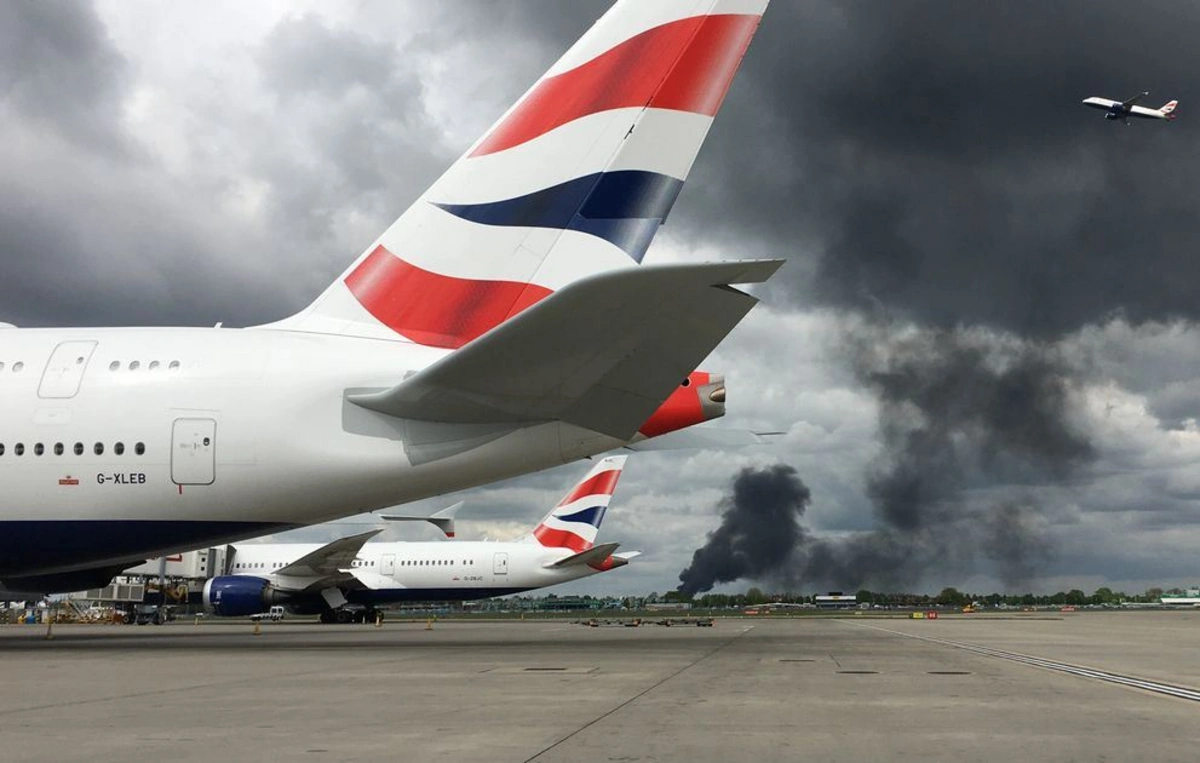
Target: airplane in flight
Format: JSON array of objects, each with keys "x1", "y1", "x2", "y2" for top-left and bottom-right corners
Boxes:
[
  {"x1": 1082, "y1": 92, "x2": 1178, "y2": 124},
  {"x1": 0, "y1": 1, "x2": 778, "y2": 596},
  {"x1": 203, "y1": 456, "x2": 635, "y2": 622}
]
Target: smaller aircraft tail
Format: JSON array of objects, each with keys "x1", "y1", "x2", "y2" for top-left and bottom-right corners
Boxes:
[
  {"x1": 527, "y1": 455, "x2": 627, "y2": 552},
  {"x1": 1161, "y1": 100, "x2": 1179, "y2": 119}
]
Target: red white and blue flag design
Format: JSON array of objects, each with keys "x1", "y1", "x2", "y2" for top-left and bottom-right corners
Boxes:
[
  {"x1": 530, "y1": 456, "x2": 627, "y2": 552},
  {"x1": 283, "y1": 0, "x2": 770, "y2": 347}
]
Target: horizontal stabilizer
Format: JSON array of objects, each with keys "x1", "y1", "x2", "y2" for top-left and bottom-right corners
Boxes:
[
  {"x1": 608, "y1": 550, "x2": 641, "y2": 569},
  {"x1": 624, "y1": 428, "x2": 784, "y2": 451},
  {"x1": 273, "y1": 529, "x2": 382, "y2": 579},
  {"x1": 545, "y1": 541, "x2": 621, "y2": 569},
  {"x1": 348, "y1": 259, "x2": 783, "y2": 440},
  {"x1": 379, "y1": 501, "x2": 462, "y2": 538}
]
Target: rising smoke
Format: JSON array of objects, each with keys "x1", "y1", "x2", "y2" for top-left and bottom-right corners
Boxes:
[
  {"x1": 678, "y1": 464, "x2": 810, "y2": 597},
  {"x1": 679, "y1": 323, "x2": 1094, "y2": 595}
]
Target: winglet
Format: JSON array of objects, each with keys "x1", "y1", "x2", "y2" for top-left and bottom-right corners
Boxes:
[{"x1": 379, "y1": 501, "x2": 463, "y2": 538}]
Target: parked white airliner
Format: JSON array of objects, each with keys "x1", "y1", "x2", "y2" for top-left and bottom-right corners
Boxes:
[
  {"x1": 1082, "y1": 92, "x2": 1178, "y2": 124},
  {"x1": 203, "y1": 457, "x2": 634, "y2": 621},
  {"x1": 0, "y1": 1, "x2": 777, "y2": 594}
]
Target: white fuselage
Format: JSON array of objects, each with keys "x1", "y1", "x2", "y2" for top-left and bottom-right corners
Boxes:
[
  {"x1": 0, "y1": 326, "x2": 623, "y2": 579},
  {"x1": 1082, "y1": 97, "x2": 1171, "y2": 121},
  {"x1": 230, "y1": 539, "x2": 604, "y2": 601}
]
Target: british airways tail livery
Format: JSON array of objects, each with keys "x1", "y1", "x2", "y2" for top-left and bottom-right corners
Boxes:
[
  {"x1": 203, "y1": 456, "x2": 635, "y2": 620},
  {"x1": 0, "y1": 0, "x2": 777, "y2": 595}
]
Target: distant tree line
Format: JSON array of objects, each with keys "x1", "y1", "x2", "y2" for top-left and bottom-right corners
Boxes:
[
  {"x1": 460, "y1": 585, "x2": 1189, "y2": 612},
  {"x1": 666, "y1": 585, "x2": 1182, "y2": 608}
]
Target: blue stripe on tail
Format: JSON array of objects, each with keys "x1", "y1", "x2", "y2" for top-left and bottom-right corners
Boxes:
[
  {"x1": 553, "y1": 505, "x2": 607, "y2": 528},
  {"x1": 434, "y1": 170, "x2": 684, "y2": 263}
]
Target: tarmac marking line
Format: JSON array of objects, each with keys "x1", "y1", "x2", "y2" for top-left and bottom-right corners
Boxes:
[
  {"x1": 523, "y1": 626, "x2": 754, "y2": 763},
  {"x1": 843, "y1": 620, "x2": 1200, "y2": 702}
]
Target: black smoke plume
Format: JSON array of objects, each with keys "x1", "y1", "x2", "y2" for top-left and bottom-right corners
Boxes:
[
  {"x1": 679, "y1": 323, "x2": 1095, "y2": 595},
  {"x1": 677, "y1": 465, "x2": 810, "y2": 597}
]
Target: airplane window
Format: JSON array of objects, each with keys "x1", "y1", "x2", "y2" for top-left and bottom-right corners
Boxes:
[
  {"x1": 53, "y1": 443, "x2": 63, "y2": 456},
  {"x1": 12, "y1": 362, "x2": 23, "y2": 372},
  {"x1": 0, "y1": 444, "x2": 5, "y2": 456},
  {"x1": 33, "y1": 443, "x2": 44, "y2": 456},
  {"x1": 129, "y1": 361, "x2": 140, "y2": 371},
  {"x1": 75, "y1": 356, "x2": 85, "y2": 365},
  {"x1": 14, "y1": 443, "x2": 23, "y2": 456},
  {"x1": 169, "y1": 360, "x2": 180, "y2": 371},
  {"x1": 94, "y1": 442, "x2": 104, "y2": 456},
  {"x1": 149, "y1": 361, "x2": 160, "y2": 370},
  {"x1": 74, "y1": 442, "x2": 83, "y2": 456},
  {"x1": 114, "y1": 442, "x2": 124, "y2": 456},
  {"x1": 0, "y1": 362, "x2": 4, "y2": 372},
  {"x1": 109, "y1": 361, "x2": 120, "y2": 371},
  {"x1": 135, "y1": 442, "x2": 145, "y2": 456}
]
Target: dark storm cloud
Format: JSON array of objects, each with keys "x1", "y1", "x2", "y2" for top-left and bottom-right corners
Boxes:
[
  {"x1": 849, "y1": 323, "x2": 1094, "y2": 530},
  {"x1": 0, "y1": 1, "x2": 131, "y2": 154},
  {"x1": 672, "y1": 1, "x2": 1200, "y2": 337}
]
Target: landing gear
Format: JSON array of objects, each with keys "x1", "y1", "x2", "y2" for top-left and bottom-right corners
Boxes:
[{"x1": 319, "y1": 606, "x2": 381, "y2": 624}]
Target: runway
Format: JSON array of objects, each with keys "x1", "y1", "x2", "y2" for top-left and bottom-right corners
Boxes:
[{"x1": 1, "y1": 612, "x2": 1197, "y2": 762}]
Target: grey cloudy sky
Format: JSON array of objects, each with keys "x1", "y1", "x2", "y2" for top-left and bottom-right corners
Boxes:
[{"x1": 5, "y1": 1, "x2": 1200, "y2": 596}]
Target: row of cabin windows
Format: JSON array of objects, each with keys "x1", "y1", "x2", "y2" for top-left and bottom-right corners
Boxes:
[
  {"x1": 0, "y1": 441, "x2": 146, "y2": 457},
  {"x1": 231, "y1": 558, "x2": 478, "y2": 570},
  {"x1": 0, "y1": 361, "x2": 181, "y2": 373},
  {"x1": 349, "y1": 559, "x2": 476, "y2": 567},
  {"x1": 108, "y1": 360, "x2": 181, "y2": 372}
]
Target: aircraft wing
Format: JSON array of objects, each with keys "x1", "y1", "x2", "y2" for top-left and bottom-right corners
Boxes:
[
  {"x1": 272, "y1": 530, "x2": 382, "y2": 579},
  {"x1": 1122, "y1": 91, "x2": 1149, "y2": 108},
  {"x1": 348, "y1": 259, "x2": 783, "y2": 440}
]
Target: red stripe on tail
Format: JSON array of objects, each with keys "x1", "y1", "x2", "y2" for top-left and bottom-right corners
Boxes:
[
  {"x1": 344, "y1": 246, "x2": 551, "y2": 348},
  {"x1": 472, "y1": 14, "x2": 761, "y2": 157},
  {"x1": 557, "y1": 469, "x2": 622, "y2": 507},
  {"x1": 532, "y1": 526, "x2": 591, "y2": 552}
]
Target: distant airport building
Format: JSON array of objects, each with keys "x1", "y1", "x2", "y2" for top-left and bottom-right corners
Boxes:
[
  {"x1": 1161, "y1": 588, "x2": 1200, "y2": 606},
  {"x1": 814, "y1": 594, "x2": 858, "y2": 609}
]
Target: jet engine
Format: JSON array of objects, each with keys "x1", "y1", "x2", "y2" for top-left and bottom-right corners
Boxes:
[
  {"x1": 637, "y1": 371, "x2": 726, "y2": 438},
  {"x1": 203, "y1": 576, "x2": 276, "y2": 617}
]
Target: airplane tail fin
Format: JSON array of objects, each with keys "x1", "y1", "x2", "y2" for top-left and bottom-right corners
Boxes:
[
  {"x1": 1162, "y1": 100, "x2": 1179, "y2": 119},
  {"x1": 527, "y1": 455, "x2": 627, "y2": 552},
  {"x1": 270, "y1": 0, "x2": 770, "y2": 345}
]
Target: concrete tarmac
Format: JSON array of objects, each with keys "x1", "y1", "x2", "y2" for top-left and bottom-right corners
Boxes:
[{"x1": 1, "y1": 612, "x2": 1198, "y2": 762}]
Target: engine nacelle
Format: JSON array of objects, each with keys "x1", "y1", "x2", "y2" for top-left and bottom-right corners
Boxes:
[
  {"x1": 637, "y1": 371, "x2": 725, "y2": 438},
  {"x1": 203, "y1": 576, "x2": 272, "y2": 617}
]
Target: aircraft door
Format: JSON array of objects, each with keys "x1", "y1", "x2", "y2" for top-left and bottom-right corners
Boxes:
[
  {"x1": 380, "y1": 554, "x2": 396, "y2": 577},
  {"x1": 38, "y1": 340, "x2": 97, "y2": 399},
  {"x1": 493, "y1": 552, "x2": 508, "y2": 576},
  {"x1": 171, "y1": 418, "x2": 216, "y2": 485}
]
